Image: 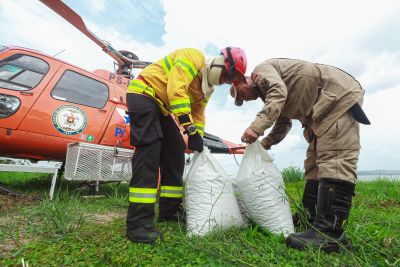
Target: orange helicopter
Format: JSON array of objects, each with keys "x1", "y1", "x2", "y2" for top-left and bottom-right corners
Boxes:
[{"x1": 0, "y1": 0, "x2": 245, "y2": 165}]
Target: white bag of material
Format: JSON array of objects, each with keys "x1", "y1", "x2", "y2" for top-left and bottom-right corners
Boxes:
[
  {"x1": 237, "y1": 141, "x2": 294, "y2": 237},
  {"x1": 185, "y1": 148, "x2": 244, "y2": 236}
]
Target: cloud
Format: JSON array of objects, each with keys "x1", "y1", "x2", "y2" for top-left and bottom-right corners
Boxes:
[
  {"x1": 313, "y1": 10, "x2": 400, "y2": 94},
  {"x1": 357, "y1": 52, "x2": 400, "y2": 93},
  {"x1": 86, "y1": 0, "x2": 106, "y2": 15},
  {"x1": 0, "y1": 1, "x2": 114, "y2": 71},
  {"x1": 160, "y1": 0, "x2": 400, "y2": 69},
  {"x1": 358, "y1": 85, "x2": 400, "y2": 170}
]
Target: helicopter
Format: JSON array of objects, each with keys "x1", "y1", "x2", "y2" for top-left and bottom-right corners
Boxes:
[{"x1": 0, "y1": 0, "x2": 245, "y2": 166}]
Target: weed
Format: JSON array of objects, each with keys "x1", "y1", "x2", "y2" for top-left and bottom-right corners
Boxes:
[
  {"x1": 282, "y1": 166, "x2": 305, "y2": 183},
  {"x1": 33, "y1": 189, "x2": 87, "y2": 237},
  {"x1": 1, "y1": 213, "x2": 22, "y2": 248},
  {"x1": 105, "y1": 182, "x2": 128, "y2": 208}
]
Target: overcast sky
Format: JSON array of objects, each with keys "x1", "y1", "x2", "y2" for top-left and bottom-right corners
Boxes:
[{"x1": 1, "y1": 0, "x2": 399, "y2": 173}]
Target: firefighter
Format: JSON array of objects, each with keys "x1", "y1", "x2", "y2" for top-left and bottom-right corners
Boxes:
[
  {"x1": 126, "y1": 47, "x2": 247, "y2": 244},
  {"x1": 231, "y1": 58, "x2": 370, "y2": 253}
]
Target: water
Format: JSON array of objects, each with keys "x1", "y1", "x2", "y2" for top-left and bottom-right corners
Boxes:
[{"x1": 357, "y1": 175, "x2": 400, "y2": 182}]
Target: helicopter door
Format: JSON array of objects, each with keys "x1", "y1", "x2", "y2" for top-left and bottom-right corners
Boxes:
[
  {"x1": 18, "y1": 65, "x2": 114, "y2": 144},
  {"x1": 0, "y1": 51, "x2": 61, "y2": 129}
]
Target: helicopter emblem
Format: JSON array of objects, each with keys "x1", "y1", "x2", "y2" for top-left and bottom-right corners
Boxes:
[{"x1": 52, "y1": 105, "x2": 88, "y2": 135}]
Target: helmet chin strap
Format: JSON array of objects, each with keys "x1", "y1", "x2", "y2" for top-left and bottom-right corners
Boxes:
[
  {"x1": 253, "y1": 85, "x2": 266, "y2": 101},
  {"x1": 210, "y1": 58, "x2": 225, "y2": 69},
  {"x1": 208, "y1": 58, "x2": 225, "y2": 86},
  {"x1": 222, "y1": 47, "x2": 237, "y2": 82}
]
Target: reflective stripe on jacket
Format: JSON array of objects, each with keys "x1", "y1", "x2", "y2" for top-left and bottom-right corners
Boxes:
[{"x1": 127, "y1": 48, "x2": 207, "y2": 136}]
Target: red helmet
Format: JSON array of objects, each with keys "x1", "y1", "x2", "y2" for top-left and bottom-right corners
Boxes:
[{"x1": 220, "y1": 47, "x2": 247, "y2": 84}]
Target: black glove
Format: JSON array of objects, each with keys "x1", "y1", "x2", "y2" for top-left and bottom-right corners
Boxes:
[{"x1": 188, "y1": 132, "x2": 204, "y2": 153}]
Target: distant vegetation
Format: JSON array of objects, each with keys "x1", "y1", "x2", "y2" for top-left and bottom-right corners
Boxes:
[
  {"x1": 0, "y1": 158, "x2": 14, "y2": 164},
  {"x1": 0, "y1": 157, "x2": 29, "y2": 165}
]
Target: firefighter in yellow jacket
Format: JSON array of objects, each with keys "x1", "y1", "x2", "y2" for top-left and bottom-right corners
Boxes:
[
  {"x1": 231, "y1": 58, "x2": 370, "y2": 253},
  {"x1": 126, "y1": 47, "x2": 247, "y2": 244}
]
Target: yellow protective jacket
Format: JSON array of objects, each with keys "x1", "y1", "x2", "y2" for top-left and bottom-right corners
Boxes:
[{"x1": 127, "y1": 48, "x2": 208, "y2": 136}]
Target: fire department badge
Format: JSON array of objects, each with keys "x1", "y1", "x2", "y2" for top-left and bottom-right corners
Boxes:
[{"x1": 52, "y1": 105, "x2": 88, "y2": 135}]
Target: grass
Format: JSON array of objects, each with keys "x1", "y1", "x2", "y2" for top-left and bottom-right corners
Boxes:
[
  {"x1": 282, "y1": 166, "x2": 305, "y2": 183},
  {"x1": 0, "y1": 172, "x2": 399, "y2": 266}
]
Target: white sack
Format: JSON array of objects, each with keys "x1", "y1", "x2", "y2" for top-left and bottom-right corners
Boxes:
[
  {"x1": 237, "y1": 141, "x2": 294, "y2": 237},
  {"x1": 185, "y1": 148, "x2": 243, "y2": 236}
]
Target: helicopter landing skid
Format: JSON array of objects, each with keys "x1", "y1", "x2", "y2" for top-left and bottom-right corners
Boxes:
[
  {"x1": 0, "y1": 183, "x2": 22, "y2": 197},
  {"x1": 73, "y1": 181, "x2": 106, "y2": 197}
]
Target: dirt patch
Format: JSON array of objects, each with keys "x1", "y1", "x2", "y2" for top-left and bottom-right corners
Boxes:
[
  {"x1": 88, "y1": 211, "x2": 126, "y2": 225},
  {"x1": 0, "y1": 236, "x2": 35, "y2": 257},
  {"x1": 0, "y1": 209, "x2": 125, "y2": 257},
  {"x1": 0, "y1": 214, "x2": 37, "y2": 258},
  {"x1": 365, "y1": 199, "x2": 400, "y2": 208},
  {"x1": 0, "y1": 194, "x2": 40, "y2": 213},
  {"x1": 0, "y1": 192, "x2": 43, "y2": 257}
]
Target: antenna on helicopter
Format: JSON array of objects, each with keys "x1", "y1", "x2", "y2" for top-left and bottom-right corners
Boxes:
[
  {"x1": 53, "y1": 49, "x2": 66, "y2": 57},
  {"x1": 39, "y1": 0, "x2": 152, "y2": 78}
]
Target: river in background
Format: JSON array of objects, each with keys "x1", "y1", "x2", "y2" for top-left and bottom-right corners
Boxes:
[{"x1": 357, "y1": 175, "x2": 400, "y2": 182}]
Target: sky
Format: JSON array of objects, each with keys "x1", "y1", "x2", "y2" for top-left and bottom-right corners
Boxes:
[{"x1": 0, "y1": 0, "x2": 399, "y2": 173}]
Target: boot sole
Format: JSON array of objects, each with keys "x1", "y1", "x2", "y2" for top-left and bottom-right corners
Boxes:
[
  {"x1": 157, "y1": 218, "x2": 186, "y2": 224},
  {"x1": 128, "y1": 237, "x2": 158, "y2": 244},
  {"x1": 286, "y1": 237, "x2": 351, "y2": 253},
  {"x1": 126, "y1": 233, "x2": 162, "y2": 245}
]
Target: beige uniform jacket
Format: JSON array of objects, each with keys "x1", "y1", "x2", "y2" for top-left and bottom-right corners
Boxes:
[{"x1": 249, "y1": 58, "x2": 364, "y2": 144}]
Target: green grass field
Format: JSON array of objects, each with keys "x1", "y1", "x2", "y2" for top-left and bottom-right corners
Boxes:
[{"x1": 0, "y1": 172, "x2": 399, "y2": 266}]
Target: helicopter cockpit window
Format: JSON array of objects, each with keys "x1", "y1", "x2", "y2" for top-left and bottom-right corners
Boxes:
[
  {"x1": 51, "y1": 70, "x2": 109, "y2": 109},
  {"x1": 0, "y1": 54, "x2": 49, "y2": 91}
]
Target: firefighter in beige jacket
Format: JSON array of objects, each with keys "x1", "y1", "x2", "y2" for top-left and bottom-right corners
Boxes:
[{"x1": 231, "y1": 58, "x2": 370, "y2": 253}]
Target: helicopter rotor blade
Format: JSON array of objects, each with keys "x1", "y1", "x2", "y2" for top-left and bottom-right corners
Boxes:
[{"x1": 39, "y1": 0, "x2": 151, "y2": 70}]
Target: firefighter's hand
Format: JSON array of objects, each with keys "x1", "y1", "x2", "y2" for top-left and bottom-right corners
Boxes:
[
  {"x1": 261, "y1": 138, "x2": 272, "y2": 150},
  {"x1": 188, "y1": 132, "x2": 204, "y2": 153},
  {"x1": 241, "y1": 128, "x2": 259, "y2": 144}
]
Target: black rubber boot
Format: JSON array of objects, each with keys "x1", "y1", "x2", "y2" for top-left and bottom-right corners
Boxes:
[
  {"x1": 286, "y1": 178, "x2": 355, "y2": 253},
  {"x1": 292, "y1": 179, "x2": 319, "y2": 227},
  {"x1": 158, "y1": 207, "x2": 186, "y2": 223},
  {"x1": 126, "y1": 203, "x2": 161, "y2": 244},
  {"x1": 126, "y1": 224, "x2": 162, "y2": 244},
  {"x1": 158, "y1": 197, "x2": 185, "y2": 223}
]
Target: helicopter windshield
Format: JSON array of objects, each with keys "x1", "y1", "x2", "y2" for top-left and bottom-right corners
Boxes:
[
  {"x1": 0, "y1": 45, "x2": 8, "y2": 53},
  {"x1": 0, "y1": 54, "x2": 49, "y2": 91}
]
